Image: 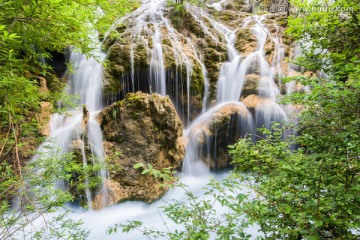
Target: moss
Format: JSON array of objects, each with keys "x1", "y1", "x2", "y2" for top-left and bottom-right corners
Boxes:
[
  {"x1": 169, "y1": 5, "x2": 186, "y2": 30},
  {"x1": 222, "y1": 0, "x2": 246, "y2": 11},
  {"x1": 190, "y1": 61, "x2": 204, "y2": 95},
  {"x1": 168, "y1": 7, "x2": 205, "y2": 38},
  {"x1": 102, "y1": 30, "x2": 121, "y2": 51},
  {"x1": 115, "y1": 23, "x2": 127, "y2": 35},
  {"x1": 202, "y1": 46, "x2": 227, "y2": 92},
  {"x1": 162, "y1": 37, "x2": 172, "y2": 47},
  {"x1": 163, "y1": 45, "x2": 176, "y2": 69},
  {"x1": 102, "y1": 23, "x2": 129, "y2": 51},
  {"x1": 277, "y1": 17, "x2": 288, "y2": 28},
  {"x1": 235, "y1": 27, "x2": 256, "y2": 53},
  {"x1": 187, "y1": 16, "x2": 205, "y2": 38},
  {"x1": 107, "y1": 44, "x2": 131, "y2": 70},
  {"x1": 145, "y1": 35, "x2": 153, "y2": 49},
  {"x1": 126, "y1": 92, "x2": 144, "y2": 102},
  {"x1": 216, "y1": 10, "x2": 238, "y2": 22},
  {"x1": 134, "y1": 44, "x2": 148, "y2": 69}
]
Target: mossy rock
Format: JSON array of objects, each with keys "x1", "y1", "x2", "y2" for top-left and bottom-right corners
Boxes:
[
  {"x1": 235, "y1": 27, "x2": 257, "y2": 54},
  {"x1": 163, "y1": 44, "x2": 176, "y2": 69},
  {"x1": 242, "y1": 74, "x2": 260, "y2": 98},
  {"x1": 190, "y1": 61, "x2": 205, "y2": 94},
  {"x1": 222, "y1": 0, "x2": 247, "y2": 11},
  {"x1": 98, "y1": 92, "x2": 185, "y2": 205}
]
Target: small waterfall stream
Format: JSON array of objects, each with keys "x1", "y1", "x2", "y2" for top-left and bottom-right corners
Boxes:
[{"x1": 34, "y1": 39, "x2": 109, "y2": 209}]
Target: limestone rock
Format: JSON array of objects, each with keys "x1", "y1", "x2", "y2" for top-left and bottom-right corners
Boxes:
[
  {"x1": 38, "y1": 77, "x2": 49, "y2": 93},
  {"x1": 242, "y1": 94, "x2": 288, "y2": 133},
  {"x1": 36, "y1": 102, "x2": 52, "y2": 136},
  {"x1": 242, "y1": 94, "x2": 273, "y2": 110},
  {"x1": 188, "y1": 102, "x2": 253, "y2": 169},
  {"x1": 98, "y1": 92, "x2": 185, "y2": 204},
  {"x1": 242, "y1": 73, "x2": 260, "y2": 97},
  {"x1": 235, "y1": 27, "x2": 258, "y2": 55}
]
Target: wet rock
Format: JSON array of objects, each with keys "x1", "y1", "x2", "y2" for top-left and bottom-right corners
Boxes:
[
  {"x1": 242, "y1": 74, "x2": 260, "y2": 97},
  {"x1": 187, "y1": 103, "x2": 253, "y2": 169},
  {"x1": 242, "y1": 94, "x2": 273, "y2": 110},
  {"x1": 103, "y1": 20, "x2": 206, "y2": 123},
  {"x1": 242, "y1": 94, "x2": 287, "y2": 135},
  {"x1": 235, "y1": 27, "x2": 257, "y2": 55},
  {"x1": 82, "y1": 105, "x2": 90, "y2": 129},
  {"x1": 98, "y1": 92, "x2": 185, "y2": 204}
]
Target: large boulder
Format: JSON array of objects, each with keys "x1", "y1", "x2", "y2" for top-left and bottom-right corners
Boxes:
[
  {"x1": 97, "y1": 92, "x2": 185, "y2": 207},
  {"x1": 186, "y1": 102, "x2": 253, "y2": 170}
]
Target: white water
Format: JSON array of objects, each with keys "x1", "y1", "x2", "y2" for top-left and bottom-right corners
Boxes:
[
  {"x1": 182, "y1": 102, "x2": 254, "y2": 175},
  {"x1": 112, "y1": 0, "x2": 205, "y2": 125},
  {"x1": 208, "y1": 0, "x2": 228, "y2": 11},
  {"x1": 182, "y1": 10, "x2": 288, "y2": 175},
  {"x1": 149, "y1": 25, "x2": 167, "y2": 95}
]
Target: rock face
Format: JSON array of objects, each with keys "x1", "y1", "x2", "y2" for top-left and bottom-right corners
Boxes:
[
  {"x1": 204, "y1": 104, "x2": 253, "y2": 169},
  {"x1": 187, "y1": 102, "x2": 253, "y2": 169},
  {"x1": 97, "y1": 92, "x2": 185, "y2": 205}
]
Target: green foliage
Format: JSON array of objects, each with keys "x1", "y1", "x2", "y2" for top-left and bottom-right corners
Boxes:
[
  {"x1": 112, "y1": 1, "x2": 360, "y2": 238},
  {"x1": 0, "y1": 0, "x2": 138, "y2": 119},
  {"x1": 0, "y1": 0, "x2": 137, "y2": 59},
  {"x1": 134, "y1": 163, "x2": 176, "y2": 187},
  {"x1": 167, "y1": 0, "x2": 203, "y2": 30},
  {"x1": 0, "y1": 0, "x2": 134, "y2": 238},
  {"x1": 230, "y1": 76, "x2": 360, "y2": 239},
  {"x1": 0, "y1": 0, "x2": 138, "y2": 166},
  {"x1": 225, "y1": 1, "x2": 360, "y2": 238},
  {"x1": 0, "y1": 2, "x2": 138, "y2": 237},
  {"x1": 0, "y1": 148, "x2": 93, "y2": 239},
  {"x1": 287, "y1": 0, "x2": 360, "y2": 81}
]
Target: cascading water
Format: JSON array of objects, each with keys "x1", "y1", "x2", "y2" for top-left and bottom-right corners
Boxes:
[
  {"x1": 149, "y1": 25, "x2": 167, "y2": 95},
  {"x1": 107, "y1": 0, "x2": 204, "y2": 125},
  {"x1": 187, "y1": 37, "x2": 210, "y2": 113},
  {"x1": 26, "y1": 0, "x2": 300, "y2": 238},
  {"x1": 33, "y1": 39, "x2": 109, "y2": 209},
  {"x1": 182, "y1": 102, "x2": 254, "y2": 175},
  {"x1": 182, "y1": 8, "x2": 289, "y2": 175}
]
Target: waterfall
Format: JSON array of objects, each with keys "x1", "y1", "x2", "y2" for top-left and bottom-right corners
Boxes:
[
  {"x1": 182, "y1": 11, "x2": 288, "y2": 175},
  {"x1": 149, "y1": 25, "x2": 166, "y2": 95},
  {"x1": 14, "y1": 1, "x2": 306, "y2": 238},
  {"x1": 30, "y1": 0, "x2": 294, "y2": 209},
  {"x1": 182, "y1": 102, "x2": 254, "y2": 175},
  {"x1": 67, "y1": 49, "x2": 104, "y2": 111},
  {"x1": 187, "y1": 37, "x2": 209, "y2": 113},
  {"x1": 107, "y1": 0, "x2": 204, "y2": 125},
  {"x1": 33, "y1": 38, "x2": 109, "y2": 209}
]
